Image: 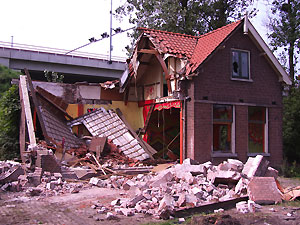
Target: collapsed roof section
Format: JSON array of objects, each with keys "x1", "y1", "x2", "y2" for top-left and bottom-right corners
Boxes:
[
  {"x1": 19, "y1": 71, "x2": 156, "y2": 161},
  {"x1": 39, "y1": 105, "x2": 83, "y2": 149},
  {"x1": 68, "y1": 108, "x2": 156, "y2": 161},
  {"x1": 138, "y1": 27, "x2": 198, "y2": 59},
  {"x1": 20, "y1": 72, "x2": 84, "y2": 151}
]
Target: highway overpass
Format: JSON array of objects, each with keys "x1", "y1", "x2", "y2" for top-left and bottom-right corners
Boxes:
[{"x1": 0, "y1": 41, "x2": 126, "y2": 83}]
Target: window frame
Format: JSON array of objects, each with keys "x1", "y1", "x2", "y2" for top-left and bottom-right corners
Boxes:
[
  {"x1": 212, "y1": 104, "x2": 235, "y2": 154},
  {"x1": 247, "y1": 106, "x2": 269, "y2": 154},
  {"x1": 231, "y1": 49, "x2": 251, "y2": 80}
]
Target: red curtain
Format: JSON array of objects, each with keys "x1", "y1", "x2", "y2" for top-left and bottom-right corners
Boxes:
[{"x1": 142, "y1": 101, "x2": 181, "y2": 142}]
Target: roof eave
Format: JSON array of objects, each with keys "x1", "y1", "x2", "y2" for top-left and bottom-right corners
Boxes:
[{"x1": 247, "y1": 19, "x2": 292, "y2": 85}]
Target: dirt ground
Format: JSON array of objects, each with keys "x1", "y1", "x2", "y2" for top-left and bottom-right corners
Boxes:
[
  {"x1": 0, "y1": 177, "x2": 300, "y2": 225},
  {"x1": 0, "y1": 186, "x2": 159, "y2": 225}
]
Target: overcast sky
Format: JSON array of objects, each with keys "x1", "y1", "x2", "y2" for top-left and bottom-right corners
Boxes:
[{"x1": 0, "y1": 0, "x2": 272, "y2": 59}]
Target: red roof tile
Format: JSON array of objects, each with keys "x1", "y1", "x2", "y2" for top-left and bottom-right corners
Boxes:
[
  {"x1": 138, "y1": 27, "x2": 198, "y2": 59},
  {"x1": 138, "y1": 20, "x2": 242, "y2": 75},
  {"x1": 186, "y1": 20, "x2": 242, "y2": 74}
]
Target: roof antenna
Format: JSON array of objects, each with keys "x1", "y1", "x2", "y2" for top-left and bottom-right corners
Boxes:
[
  {"x1": 109, "y1": 0, "x2": 113, "y2": 64},
  {"x1": 243, "y1": 12, "x2": 249, "y2": 34}
]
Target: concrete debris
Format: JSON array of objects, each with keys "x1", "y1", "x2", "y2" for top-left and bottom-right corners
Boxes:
[
  {"x1": 0, "y1": 163, "x2": 25, "y2": 184},
  {"x1": 178, "y1": 217, "x2": 185, "y2": 223},
  {"x1": 235, "y1": 155, "x2": 269, "y2": 195},
  {"x1": 106, "y1": 212, "x2": 119, "y2": 220},
  {"x1": 214, "y1": 208, "x2": 225, "y2": 213},
  {"x1": 236, "y1": 200, "x2": 261, "y2": 213},
  {"x1": 0, "y1": 155, "x2": 297, "y2": 221},
  {"x1": 264, "y1": 167, "x2": 279, "y2": 179},
  {"x1": 248, "y1": 177, "x2": 282, "y2": 204}
]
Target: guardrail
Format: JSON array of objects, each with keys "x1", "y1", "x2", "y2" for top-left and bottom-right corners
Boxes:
[{"x1": 0, "y1": 41, "x2": 127, "y2": 63}]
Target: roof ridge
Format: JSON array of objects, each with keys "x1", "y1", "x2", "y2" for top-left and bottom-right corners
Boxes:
[
  {"x1": 137, "y1": 27, "x2": 198, "y2": 39},
  {"x1": 137, "y1": 20, "x2": 242, "y2": 40},
  {"x1": 198, "y1": 20, "x2": 242, "y2": 39}
]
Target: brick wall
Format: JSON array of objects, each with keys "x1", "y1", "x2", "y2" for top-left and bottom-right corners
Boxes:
[
  {"x1": 268, "y1": 107, "x2": 283, "y2": 166},
  {"x1": 186, "y1": 25, "x2": 284, "y2": 166},
  {"x1": 193, "y1": 27, "x2": 283, "y2": 106},
  {"x1": 193, "y1": 102, "x2": 212, "y2": 163},
  {"x1": 235, "y1": 105, "x2": 248, "y2": 163}
]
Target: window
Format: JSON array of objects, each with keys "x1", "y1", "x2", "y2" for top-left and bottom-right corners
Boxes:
[
  {"x1": 232, "y1": 50, "x2": 249, "y2": 79},
  {"x1": 213, "y1": 105, "x2": 233, "y2": 152},
  {"x1": 248, "y1": 106, "x2": 267, "y2": 153}
]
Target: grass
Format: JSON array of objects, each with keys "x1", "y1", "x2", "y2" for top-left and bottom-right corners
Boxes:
[
  {"x1": 279, "y1": 199, "x2": 300, "y2": 207},
  {"x1": 142, "y1": 220, "x2": 177, "y2": 225}
]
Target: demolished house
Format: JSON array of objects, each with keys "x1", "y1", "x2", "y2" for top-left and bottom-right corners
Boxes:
[
  {"x1": 1, "y1": 16, "x2": 299, "y2": 222},
  {"x1": 102, "y1": 16, "x2": 291, "y2": 166},
  {"x1": 18, "y1": 16, "x2": 291, "y2": 169}
]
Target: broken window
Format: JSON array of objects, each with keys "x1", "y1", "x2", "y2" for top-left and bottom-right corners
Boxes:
[
  {"x1": 232, "y1": 50, "x2": 249, "y2": 79},
  {"x1": 248, "y1": 106, "x2": 266, "y2": 153},
  {"x1": 213, "y1": 104, "x2": 233, "y2": 152}
]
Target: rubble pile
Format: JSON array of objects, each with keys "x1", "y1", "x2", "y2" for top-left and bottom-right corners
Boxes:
[
  {"x1": 1, "y1": 152, "x2": 300, "y2": 221},
  {"x1": 0, "y1": 159, "x2": 90, "y2": 198},
  {"x1": 98, "y1": 139, "x2": 140, "y2": 166},
  {"x1": 87, "y1": 156, "x2": 278, "y2": 219}
]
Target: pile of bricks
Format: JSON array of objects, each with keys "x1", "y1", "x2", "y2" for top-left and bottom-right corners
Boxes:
[
  {"x1": 88, "y1": 156, "x2": 276, "y2": 219},
  {"x1": 0, "y1": 161, "x2": 89, "y2": 197},
  {"x1": 1, "y1": 153, "x2": 296, "y2": 221}
]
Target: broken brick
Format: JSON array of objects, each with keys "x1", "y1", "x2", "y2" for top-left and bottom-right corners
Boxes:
[{"x1": 248, "y1": 177, "x2": 282, "y2": 204}]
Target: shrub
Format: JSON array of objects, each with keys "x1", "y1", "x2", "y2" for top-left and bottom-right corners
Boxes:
[
  {"x1": 0, "y1": 85, "x2": 20, "y2": 160},
  {"x1": 283, "y1": 86, "x2": 300, "y2": 163}
]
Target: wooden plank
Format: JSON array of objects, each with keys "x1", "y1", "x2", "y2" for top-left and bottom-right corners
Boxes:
[
  {"x1": 24, "y1": 69, "x2": 50, "y2": 143},
  {"x1": 36, "y1": 88, "x2": 73, "y2": 120},
  {"x1": 139, "y1": 47, "x2": 171, "y2": 93},
  {"x1": 19, "y1": 75, "x2": 36, "y2": 146},
  {"x1": 174, "y1": 197, "x2": 248, "y2": 218},
  {"x1": 154, "y1": 51, "x2": 172, "y2": 93},
  {"x1": 138, "y1": 49, "x2": 157, "y2": 54},
  {"x1": 140, "y1": 104, "x2": 154, "y2": 134},
  {"x1": 18, "y1": 80, "x2": 27, "y2": 163}
]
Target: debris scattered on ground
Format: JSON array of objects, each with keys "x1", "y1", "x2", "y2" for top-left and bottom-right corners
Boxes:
[{"x1": 1, "y1": 154, "x2": 299, "y2": 221}]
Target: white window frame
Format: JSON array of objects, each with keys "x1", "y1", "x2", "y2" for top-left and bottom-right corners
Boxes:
[
  {"x1": 247, "y1": 106, "x2": 269, "y2": 155},
  {"x1": 212, "y1": 104, "x2": 235, "y2": 154},
  {"x1": 232, "y1": 105, "x2": 236, "y2": 154},
  {"x1": 231, "y1": 49, "x2": 251, "y2": 81},
  {"x1": 264, "y1": 107, "x2": 269, "y2": 153}
]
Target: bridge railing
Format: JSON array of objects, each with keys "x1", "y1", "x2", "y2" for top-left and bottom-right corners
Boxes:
[{"x1": 0, "y1": 41, "x2": 127, "y2": 63}]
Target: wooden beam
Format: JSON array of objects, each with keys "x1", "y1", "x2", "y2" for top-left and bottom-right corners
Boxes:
[
  {"x1": 140, "y1": 104, "x2": 154, "y2": 134},
  {"x1": 137, "y1": 47, "x2": 172, "y2": 93},
  {"x1": 19, "y1": 75, "x2": 36, "y2": 147},
  {"x1": 138, "y1": 49, "x2": 157, "y2": 54},
  {"x1": 35, "y1": 87, "x2": 73, "y2": 120},
  {"x1": 180, "y1": 101, "x2": 183, "y2": 164},
  {"x1": 154, "y1": 52, "x2": 172, "y2": 94},
  {"x1": 24, "y1": 69, "x2": 50, "y2": 143},
  {"x1": 18, "y1": 79, "x2": 27, "y2": 163}
]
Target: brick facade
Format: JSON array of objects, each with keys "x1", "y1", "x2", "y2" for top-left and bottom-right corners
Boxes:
[{"x1": 186, "y1": 25, "x2": 284, "y2": 167}]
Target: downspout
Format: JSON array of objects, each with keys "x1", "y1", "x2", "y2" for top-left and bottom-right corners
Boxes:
[
  {"x1": 181, "y1": 98, "x2": 187, "y2": 164},
  {"x1": 180, "y1": 100, "x2": 183, "y2": 164}
]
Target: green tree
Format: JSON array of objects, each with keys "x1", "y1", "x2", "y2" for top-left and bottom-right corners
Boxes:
[
  {"x1": 283, "y1": 85, "x2": 300, "y2": 163},
  {"x1": 0, "y1": 85, "x2": 20, "y2": 160},
  {"x1": 0, "y1": 65, "x2": 20, "y2": 95},
  {"x1": 116, "y1": 0, "x2": 257, "y2": 54},
  {"x1": 268, "y1": 0, "x2": 300, "y2": 82}
]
